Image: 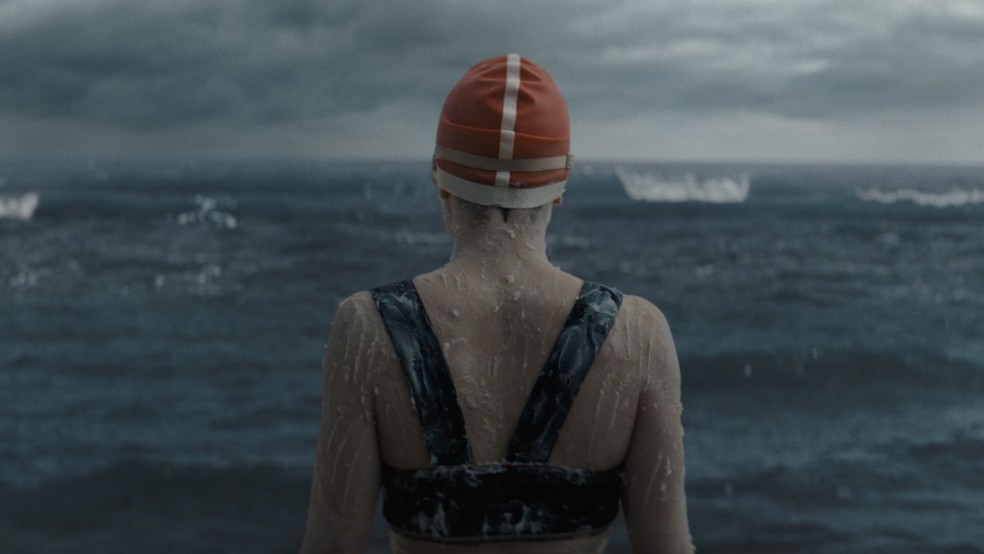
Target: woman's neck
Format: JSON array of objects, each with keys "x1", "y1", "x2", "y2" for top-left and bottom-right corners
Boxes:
[{"x1": 447, "y1": 224, "x2": 551, "y2": 276}]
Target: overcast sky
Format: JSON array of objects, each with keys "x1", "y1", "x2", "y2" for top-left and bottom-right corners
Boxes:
[{"x1": 1, "y1": 0, "x2": 983, "y2": 164}]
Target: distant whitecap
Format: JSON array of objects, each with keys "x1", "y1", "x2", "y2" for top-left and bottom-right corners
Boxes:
[
  {"x1": 615, "y1": 168, "x2": 750, "y2": 203},
  {"x1": 855, "y1": 187, "x2": 984, "y2": 208},
  {"x1": 0, "y1": 192, "x2": 39, "y2": 221}
]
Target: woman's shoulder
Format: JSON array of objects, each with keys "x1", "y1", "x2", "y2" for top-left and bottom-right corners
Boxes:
[{"x1": 617, "y1": 292, "x2": 670, "y2": 329}]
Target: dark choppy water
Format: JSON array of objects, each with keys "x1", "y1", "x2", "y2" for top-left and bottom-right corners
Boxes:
[{"x1": 2, "y1": 159, "x2": 983, "y2": 553}]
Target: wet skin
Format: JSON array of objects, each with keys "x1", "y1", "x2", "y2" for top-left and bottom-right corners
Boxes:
[{"x1": 300, "y1": 194, "x2": 694, "y2": 553}]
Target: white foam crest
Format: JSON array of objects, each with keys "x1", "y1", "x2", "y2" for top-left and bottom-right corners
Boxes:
[
  {"x1": 0, "y1": 192, "x2": 39, "y2": 221},
  {"x1": 855, "y1": 187, "x2": 984, "y2": 208},
  {"x1": 616, "y1": 168, "x2": 750, "y2": 203},
  {"x1": 173, "y1": 195, "x2": 237, "y2": 229}
]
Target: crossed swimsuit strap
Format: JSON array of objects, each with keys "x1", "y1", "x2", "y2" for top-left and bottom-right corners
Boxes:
[{"x1": 370, "y1": 279, "x2": 624, "y2": 541}]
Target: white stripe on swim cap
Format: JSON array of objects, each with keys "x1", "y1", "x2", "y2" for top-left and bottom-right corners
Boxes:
[
  {"x1": 436, "y1": 168, "x2": 566, "y2": 209},
  {"x1": 434, "y1": 146, "x2": 573, "y2": 172},
  {"x1": 495, "y1": 53, "x2": 522, "y2": 188}
]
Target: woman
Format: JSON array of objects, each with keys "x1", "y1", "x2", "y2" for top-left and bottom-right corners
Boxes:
[{"x1": 301, "y1": 54, "x2": 693, "y2": 554}]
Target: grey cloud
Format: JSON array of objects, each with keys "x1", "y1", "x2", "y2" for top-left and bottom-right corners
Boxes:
[
  {"x1": 1, "y1": 0, "x2": 982, "y2": 134},
  {"x1": 0, "y1": 0, "x2": 369, "y2": 127},
  {"x1": 556, "y1": 1, "x2": 984, "y2": 120},
  {"x1": 0, "y1": 0, "x2": 577, "y2": 128},
  {"x1": 0, "y1": 0, "x2": 631, "y2": 129},
  {"x1": 776, "y1": 8, "x2": 984, "y2": 117}
]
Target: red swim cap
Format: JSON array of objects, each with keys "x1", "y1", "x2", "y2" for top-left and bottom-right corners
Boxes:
[{"x1": 434, "y1": 54, "x2": 573, "y2": 208}]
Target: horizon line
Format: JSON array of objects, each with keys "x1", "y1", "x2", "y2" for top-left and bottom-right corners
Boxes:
[{"x1": 1, "y1": 155, "x2": 983, "y2": 170}]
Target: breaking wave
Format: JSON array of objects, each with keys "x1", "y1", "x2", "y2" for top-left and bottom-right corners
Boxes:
[
  {"x1": 855, "y1": 187, "x2": 984, "y2": 208},
  {"x1": 0, "y1": 193, "x2": 39, "y2": 221},
  {"x1": 615, "y1": 168, "x2": 750, "y2": 204}
]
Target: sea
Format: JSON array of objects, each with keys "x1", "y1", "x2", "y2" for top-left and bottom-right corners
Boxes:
[{"x1": 1, "y1": 158, "x2": 982, "y2": 553}]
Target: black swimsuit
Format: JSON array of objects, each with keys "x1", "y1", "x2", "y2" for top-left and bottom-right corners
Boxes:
[{"x1": 370, "y1": 280, "x2": 624, "y2": 542}]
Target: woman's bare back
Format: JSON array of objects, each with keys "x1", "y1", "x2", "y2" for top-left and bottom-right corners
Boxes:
[{"x1": 374, "y1": 261, "x2": 647, "y2": 553}]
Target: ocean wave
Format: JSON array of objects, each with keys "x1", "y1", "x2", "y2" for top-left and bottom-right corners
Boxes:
[
  {"x1": 855, "y1": 187, "x2": 984, "y2": 208},
  {"x1": 682, "y1": 350, "x2": 984, "y2": 394},
  {"x1": 906, "y1": 433, "x2": 984, "y2": 471},
  {"x1": 340, "y1": 225, "x2": 448, "y2": 246},
  {"x1": 0, "y1": 192, "x2": 39, "y2": 221},
  {"x1": 0, "y1": 459, "x2": 310, "y2": 553},
  {"x1": 615, "y1": 168, "x2": 750, "y2": 203},
  {"x1": 688, "y1": 429, "x2": 984, "y2": 545},
  {"x1": 546, "y1": 233, "x2": 593, "y2": 249}
]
